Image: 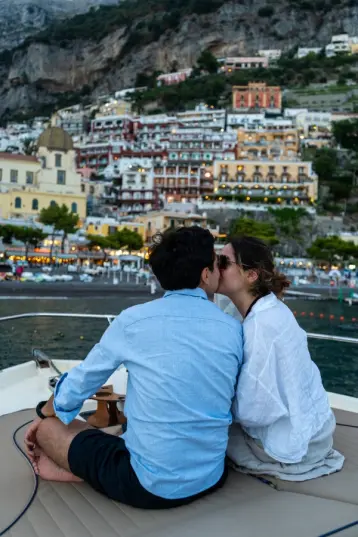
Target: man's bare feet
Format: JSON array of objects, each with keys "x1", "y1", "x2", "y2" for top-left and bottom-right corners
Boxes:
[{"x1": 32, "y1": 450, "x2": 83, "y2": 483}]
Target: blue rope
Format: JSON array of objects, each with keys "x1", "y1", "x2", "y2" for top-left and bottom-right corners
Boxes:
[
  {"x1": 0, "y1": 420, "x2": 39, "y2": 536},
  {"x1": 318, "y1": 520, "x2": 358, "y2": 537}
]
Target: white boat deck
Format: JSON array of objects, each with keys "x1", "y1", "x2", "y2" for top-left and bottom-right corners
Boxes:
[{"x1": 1, "y1": 408, "x2": 358, "y2": 537}]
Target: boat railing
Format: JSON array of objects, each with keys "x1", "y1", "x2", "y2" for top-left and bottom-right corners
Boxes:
[{"x1": 0, "y1": 312, "x2": 358, "y2": 345}]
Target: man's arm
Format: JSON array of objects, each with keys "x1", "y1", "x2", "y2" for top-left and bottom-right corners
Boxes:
[{"x1": 43, "y1": 314, "x2": 128, "y2": 424}]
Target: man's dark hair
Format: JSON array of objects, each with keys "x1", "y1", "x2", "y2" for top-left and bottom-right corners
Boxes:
[{"x1": 149, "y1": 226, "x2": 215, "y2": 290}]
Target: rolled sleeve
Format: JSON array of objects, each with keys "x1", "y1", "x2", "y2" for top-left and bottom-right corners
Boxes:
[
  {"x1": 54, "y1": 373, "x2": 80, "y2": 424},
  {"x1": 53, "y1": 314, "x2": 127, "y2": 424}
]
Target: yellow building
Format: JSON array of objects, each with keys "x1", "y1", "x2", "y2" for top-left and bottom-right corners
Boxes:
[
  {"x1": 237, "y1": 128, "x2": 299, "y2": 160},
  {"x1": 211, "y1": 160, "x2": 318, "y2": 206},
  {"x1": 84, "y1": 217, "x2": 145, "y2": 241},
  {"x1": 136, "y1": 211, "x2": 208, "y2": 243},
  {"x1": 0, "y1": 127, "x2": 87, "y2": 220}
]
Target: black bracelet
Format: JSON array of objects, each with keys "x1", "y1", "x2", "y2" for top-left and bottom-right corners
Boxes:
[{"x1": 36, "y1": 400, "x2": 48, "y2": 420}]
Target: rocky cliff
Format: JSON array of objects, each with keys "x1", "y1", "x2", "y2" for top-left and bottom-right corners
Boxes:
[
  {"x1": 0, "y1": 0, "x2": 119, "y2": 51},
  {"x1": 1, "y1": 0, "x2": 358, "y2": 119}
]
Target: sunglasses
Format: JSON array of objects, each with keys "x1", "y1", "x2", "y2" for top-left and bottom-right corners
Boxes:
[
  {"x1": 218, "y1": 255, "x2": 237, "y2": 270},
  {"x1": 218, "y1": 255, "x2": 252, "y2": 271}
]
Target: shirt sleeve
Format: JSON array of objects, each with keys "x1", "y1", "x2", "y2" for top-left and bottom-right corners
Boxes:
[
  {"x1": 231, "y1": 317, "x2": 288, "y2": 427},
  {"x1": 54, "y1": 314, "x2": 127, "y2": 424}
]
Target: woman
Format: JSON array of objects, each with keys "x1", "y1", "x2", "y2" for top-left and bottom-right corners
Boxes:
[{"x1": 217, "y1": 236, "x2": 344, "y2": 481}]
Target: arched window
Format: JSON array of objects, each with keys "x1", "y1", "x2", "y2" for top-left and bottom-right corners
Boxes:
[
  {"x1": 15, "y1": 197, "x2": 22, "y2": 209},
  {"x1": 71, "y1": 202, "x2": 78, "y2": 214},
  {"x1": 50, "y1": 200, "x2": 56, "y2": 207},
  {"x1": 32, "y1": 199, "x2": 39, "y2": 210}
]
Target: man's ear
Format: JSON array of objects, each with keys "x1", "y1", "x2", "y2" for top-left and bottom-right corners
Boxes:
[{"x1": 200, "y1": 266, "x2": 209, "y2": 286}]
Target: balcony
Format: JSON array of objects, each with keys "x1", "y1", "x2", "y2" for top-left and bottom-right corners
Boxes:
[{"x1": 298, "y1": 173, "x2": 309, "y2": 183}]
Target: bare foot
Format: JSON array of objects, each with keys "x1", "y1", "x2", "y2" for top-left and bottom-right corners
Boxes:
[{"x1": 33, "y1": 450, "x2": 83, "y2": 483}]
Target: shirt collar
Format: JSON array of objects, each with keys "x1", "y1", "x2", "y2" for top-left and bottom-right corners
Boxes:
[{"x1": 164, "y1": 288, "x2": 208, "y2": 300}]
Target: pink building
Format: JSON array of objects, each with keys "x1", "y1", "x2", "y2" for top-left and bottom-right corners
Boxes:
[{"x1": 157, "y1": 69, "x2": 193, "y2": 86}]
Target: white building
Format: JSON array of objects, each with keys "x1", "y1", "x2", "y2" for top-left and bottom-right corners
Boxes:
[
  {"x1": 258, "y1": 49, "x2": 282, "y2": 62},
  {"x1": 296, "y1": 48, "x2": 322, "y2": 59},
  {"x1": 227, "y1": 113, "x2": 293, "y2": 131},
  {"x1": 326, "y1": 34, "x2": 351, "y2": 57},
  {"x1": 294, "y1": 111, "x2": 332, "y2": 135}
]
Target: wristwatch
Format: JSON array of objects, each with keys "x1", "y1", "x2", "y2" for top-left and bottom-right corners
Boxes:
[{"x1": 36, "y1": 400, "x2": 49, "y2": 420}]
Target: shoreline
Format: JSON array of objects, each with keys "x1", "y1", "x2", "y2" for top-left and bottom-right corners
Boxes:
[
  {"x1": 0, "y1": 281, "x2": 162, "y2": 298},
  {"x1": 0, "y1": 281, "x2": 355, "y2": 300}
]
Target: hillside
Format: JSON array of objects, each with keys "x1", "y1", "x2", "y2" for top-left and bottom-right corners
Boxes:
[
  {"x1": 0, "y1": 0, "x2": 119, "y2": 52},
  {"x1": 1, "y1": 0, "x2": 358, "y2": 119}
]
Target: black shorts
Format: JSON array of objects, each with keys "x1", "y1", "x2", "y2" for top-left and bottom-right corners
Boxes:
[{"x1": 68, "y1": 429, "x2": 227, "y2": 509}]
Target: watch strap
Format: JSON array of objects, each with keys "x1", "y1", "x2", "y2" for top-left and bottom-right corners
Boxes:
[{"x1": 36, "y1": 400, "x2": 48, "y2": 420}]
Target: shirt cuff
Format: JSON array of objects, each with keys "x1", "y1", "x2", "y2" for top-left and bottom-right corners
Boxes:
[{"x1": 53, "y1": 373, "x2": 82, "y2": 425}]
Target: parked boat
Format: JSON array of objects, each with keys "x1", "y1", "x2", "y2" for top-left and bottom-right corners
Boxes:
[{"x1": 1, "y1": 313, "x2": 358, "y2": 537}]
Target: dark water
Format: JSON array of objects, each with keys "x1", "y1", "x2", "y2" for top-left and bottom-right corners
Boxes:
[{"x1": 1, "y1": 296, "x2": 358, "y2": 397}]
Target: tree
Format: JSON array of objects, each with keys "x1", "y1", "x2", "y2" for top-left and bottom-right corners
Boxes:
[
  {"x1": 332, "y1": 119, "x2": 358, "y2": 152},
  {"x1": 39, "y1": 203, "x2": 61, "y2": 259},
  {"x1": 23, "y1": 137, "x2": 35, "y2": 155},
  {"x1": 197, "y1": 50, "x2": 219, "y2": 74},
  {"x1": 109, "y1": 228, "x2": 143, "y2": 252},
  {"x1": 14, "y1": 227, "x2": 47, "y2": 260},
  {"x1": 0, "y1": 224, "x2": 16, "y2": 245},
  {"x1": 56, "y1": 205, "x2": 79, "y2": 253},
  {"x1": 307, "y1": 236, "x2": 358, "y2": 264},
  {"x1": 229, "y1": 217, "x2": 279, "y2": 246},
  {"x1": 39, "y1": 203, "x2": 79, "y2": 256},
  {"x1": 313, "y1": 148, "x2": 338, "y2": 183},
  {"x1": 87, "y1": 234, "x2": 111, "y2": 261},
  {"x1": 268, "y1": 207, "x2": 311, "y2": 256}
]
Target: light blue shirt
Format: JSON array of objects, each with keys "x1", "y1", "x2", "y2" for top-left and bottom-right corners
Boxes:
[{"x1": 54, "y1": 288, "x2": 243, "y2": 499}]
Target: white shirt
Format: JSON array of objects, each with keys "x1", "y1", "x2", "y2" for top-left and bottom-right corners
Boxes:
[{"x1": 217, "y1": 293, "x2": 335, "y2": 464}]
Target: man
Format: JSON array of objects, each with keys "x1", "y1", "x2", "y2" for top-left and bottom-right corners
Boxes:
[{"x1": 25, "y1": 226, "x2": 243, "y2": 509}]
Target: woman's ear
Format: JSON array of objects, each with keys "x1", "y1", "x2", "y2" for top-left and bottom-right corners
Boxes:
[{"x1": 247, "y1": 269, "x2": 259, "y2": 283}]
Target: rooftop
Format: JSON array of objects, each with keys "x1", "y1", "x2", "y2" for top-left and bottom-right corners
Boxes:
[{"x1": 0, "y1": 152, "x2": 39, "y2": 163}]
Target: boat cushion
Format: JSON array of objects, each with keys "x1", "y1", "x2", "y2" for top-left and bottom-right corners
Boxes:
[
  {"x1": 259, "y1": 408, "x2": 358, "y2": 506},
  {"x1": 1, "y1": 409, "x2": 358, "y2": 537}
]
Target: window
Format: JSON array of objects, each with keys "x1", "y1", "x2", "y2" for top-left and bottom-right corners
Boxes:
[
  {"x1": 71, "y1": 202, "x2": 78, "y2": 213},
  {"x1": 32, "y1": 199, "x2": 39, "y2": 211},
  {"x1": 57, "y1": 171, "x2": 66, "y2": 185},
  {"x1": 90, "y1": 186, "x2": 95, "y2": 195},
  {"x1": 14, "y1": 197, "x2": 22, "y2": 209},
  {"x1": 40, "y1": 157, "x2": 46, "y2": 169},
  {"x1": 81, "y1": 184, "x2": 85, "y2": 193},
  {"x1": 10, "y1": 170, "x2": 18, "y2": 183},
  {"x1": 50, "y1": 200, "x2": 56, "y2": 207},
  {"x1": 55, "y1": 154, "x2": 62, "y2": 167},
  {"x1": 26, "y1": 171, "x2": 34, "y2": 184},
  {"x1": 0, "y1": 169, "x2": 2, "y2": 181}
]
